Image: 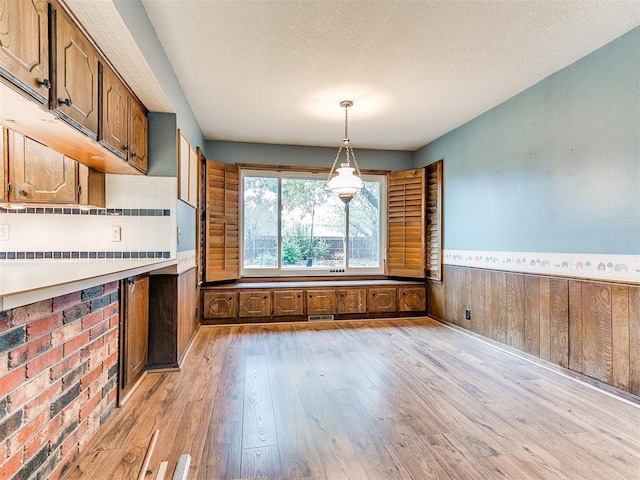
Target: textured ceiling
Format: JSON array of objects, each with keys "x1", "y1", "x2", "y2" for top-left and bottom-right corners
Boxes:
[{"x1": 69, "y1": 1, "x2": 640, "y2": 151}]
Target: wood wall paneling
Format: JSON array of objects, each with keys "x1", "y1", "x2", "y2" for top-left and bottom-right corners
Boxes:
[
  {"x1": 629, "y1": 287, "x2": 640, "y2": 396},
  {"x1": 436, "y1": 264, "x2": 639, "y2": 397},
  {"x1": 548, "y1": 279, "x2": 569, "y2": 368},
  {"x1": 524, "y1": 275, "x2": 541, "y2": 356},
  {"x1": 611, "y1": 285, "x2": 630, "y2": 391}
]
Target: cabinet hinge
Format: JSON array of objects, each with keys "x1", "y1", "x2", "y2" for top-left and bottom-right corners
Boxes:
[
  {"x1": 7, "y1": 182, "x2": 11, "y2": 194},
  {"x1": 77, "y1": 185, "x2": 82, "y2": 195}
]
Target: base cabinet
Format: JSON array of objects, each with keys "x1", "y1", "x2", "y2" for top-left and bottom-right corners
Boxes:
[
  {"x1": 202, "y1": 282, "x2": 427, "y2": 323},
  {"x1": 120, "y1": 274, "x2": 149, "y2": 402},
  {"x1": 148, "y1": 268, "x2": 198, "y2": 370}
]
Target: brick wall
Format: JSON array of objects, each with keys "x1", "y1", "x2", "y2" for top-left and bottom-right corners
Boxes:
[{"x1": 0, "y1": 282, "x2": 119, "y2": 480}]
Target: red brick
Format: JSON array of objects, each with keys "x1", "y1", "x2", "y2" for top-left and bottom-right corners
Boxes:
[
  {"x1": 0, "y1": 310, "x2": 11, "y2": 333},
  {"x1": 0, "y1": 352, "x2": 9, "y2": 376},
  {"x1": 60, "y1": 429, "x2": 79, "y2": 458},
  {"x1": 109, "y1": 315, "x2": 119, "y2": 329},
  {"x1": 26, "y1": 346, "x2": 63, "y2": 379},
  {"x1": 80, "y1": 364, "x2": 102, "y2": 391},
  {"x1": 8, "y1": 370, "x2": 50, "y2": 410},
  {"x1": 80, "y1": 337, "x2": 104, "y2": 359},
  {"x1": 104, "y1": 351, "x2": 118, "y2": 370},
  {"x1": 89, "y1": 319, "x2": 110, "y2": 340},
  {"x1": 51, "y1": 322, "x2": 82, "y2": 347},
  {"x1": 8, "y1": 408, "x2": 48, "y2": 455},
  {"x1": 103, "y1": 281, "x2": 118, "y2": 294},
  {"x1": 63, "y1": 331, "x2": 90, "y2": 357},
  {"x1": 80, "y1": 310, "x2": 103, "y2": 331},
  {"x1": 80, "y1": 391, "x2": 102, "y2": 420},
  {"x1": 61, "y1": 398, "x2": 82, "y2": 425},
  {"x1": 9, "y1": 335, "x2": 51, "y2": 368},
  {"x1": 27, "y1": 312, "x2": 63, "y2": 340},
  {"x1": 0, "y1": 449, "x2": 23, "y2": 480},
  {"x1": 50, "y1": 352, "x2": 81, "y2": 382},
  {"x1": 25, "y1": 413, "x2": 61, "y2": 459},
  {"x1": 12, "y1": 299, "x2": 53, "y2": 326},
  {"x1": 52, "y1": 291, "x2": 82, "y2": 312},
  {"x1": 25, "y1": 380, "x2": 62, "y2": 420},
  {"x1": 103, "y1": 303, "x2": 119, "y2": 319},
  {"x1": 0, "y1": 366, "x2": 26, "y2": 397}
]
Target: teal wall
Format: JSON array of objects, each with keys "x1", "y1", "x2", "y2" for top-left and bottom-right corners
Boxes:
[
  {"x1": 414, "y1": 27, "x2": 640, "y2": 255},
  {"x1": 205, "y1": 140, "x2": 414, "y2": 172}
]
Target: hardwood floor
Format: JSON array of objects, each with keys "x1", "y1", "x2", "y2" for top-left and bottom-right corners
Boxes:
[{"x1": 61, "y1": 317, "x2": 640, "y2": 480}]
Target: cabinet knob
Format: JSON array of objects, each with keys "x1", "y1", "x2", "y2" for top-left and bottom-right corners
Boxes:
[
  {"x1": 39, "y1": 78, "x2": 51, "y2": 89},
  {"x1": 372, "y1": 293, "x2": 376, "y2": 297},
  {"x1": 297, "y1": 294, "x2": 301, "y2": 298},
  {"x1": 59, "y1": 98, "x2": 72, "y2": 107},
  {"x1": 263, "y1": 296, "x2": 267, "y2": 300},
  {"x1": 18, "y1": 189, "x2": 27, "y2": 197}
]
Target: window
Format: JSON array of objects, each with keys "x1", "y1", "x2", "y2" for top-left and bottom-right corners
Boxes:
[{"x1": 241, "y1": 169, "x2": 386, "y2": 276}]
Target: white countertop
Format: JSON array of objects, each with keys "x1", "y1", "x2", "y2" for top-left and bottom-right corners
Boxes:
[{"x1": 0, "y1": 258, "x2": 178, "y2": 310}]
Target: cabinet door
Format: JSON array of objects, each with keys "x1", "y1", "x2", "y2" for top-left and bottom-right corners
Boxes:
[
  {"x1": 337, "y1": 288, "x2": 367, "y2": 314},
  {"x1": 273, "y1": 290, "x2": 304, "y2": 316},
  {"x1": 177, "y1": 268, "x2": 198, "y2": 361},
  {"x1": 53, "y1": 5, "x2": 99, "y2": 138},
  {"x1": 0, "y1": 0, "x2": 50, "y2": 104},
  {"x1": 99, "y1": 64, "x2": 128, "y2": 159},
  {"x1": 128, "y1": 97, "x2": 148, "y2": 173},
  {"x1": 202, "y1": 291, "x2": 238, "y2": 320},
  {"x1": 123, "y1": 275, "x2": 149, "y2": 390},
  {"x1": 306, "y1": 289, "x2": 336, "y2": 315},
  {"x1": 78, "y1": 163, "x2": 105, "y2": 207},
  {"x1": 1, "y1": 128, "x2": 7, "y2": 203},
  {"x1": 399, "y1": 286, "x2": 427, "y2": 312},
  {"x1": 239, "y1": 290, "x2": 272, "y2": 318},
  {"x1": 8, "y1": 130, "x2": 78, "y2": 203},
  {"x1": 368, "y1": 287, "x2": 398, "y2": 313}
]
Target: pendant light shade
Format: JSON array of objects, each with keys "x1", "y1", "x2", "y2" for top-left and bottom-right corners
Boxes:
[{"x1": 325, "y1": 100, "x2": 364, "y2": 204}]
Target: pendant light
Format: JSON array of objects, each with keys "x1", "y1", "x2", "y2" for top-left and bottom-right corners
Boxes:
[{"x1": 324, "y1": 100, "x2": 364, "y2": 204}]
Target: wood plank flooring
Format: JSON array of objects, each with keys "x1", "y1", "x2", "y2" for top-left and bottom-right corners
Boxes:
[{"x1": 61, "y1": 317, "x2": 640, "y2": 480}]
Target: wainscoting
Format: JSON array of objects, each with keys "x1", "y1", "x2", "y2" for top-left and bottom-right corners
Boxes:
[{"x1": 428, "y1": 265, "x2": 640, "y2": 396}]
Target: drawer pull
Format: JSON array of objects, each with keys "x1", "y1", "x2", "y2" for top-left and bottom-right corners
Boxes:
[{"x1": 59, "y1": 98, "x2": 72, "y2": 107}]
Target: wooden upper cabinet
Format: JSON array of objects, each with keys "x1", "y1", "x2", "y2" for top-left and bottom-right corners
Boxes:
[
  {"x1": 205, "y1": 159, "x2": 239, "y2": 282},
  {"x1": 99, "y1": 64, "x2": 128, "y2": 159},
  {"x1": 52, "y1": 3, "x2": 99, "y2": 138},
  {"x1": 8, "y1": 130, "x2": 78, "y2": 203},
  {"x1": 128, "y1": 97, "x2": 148, "y2": 173},
  {"x1": 99, "y1": 64, "x2": 148, "y2": 173},
  {"x1": 387, "y1": 168, "x2": 427, "y2": 278},
  {"x1": 0, "y1": 0, "x2": 50, "y2": 104}
]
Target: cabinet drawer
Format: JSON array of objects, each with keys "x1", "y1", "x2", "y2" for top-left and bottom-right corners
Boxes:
[
  {"x1": 273, "y1": 290, "x2": 304, "y2": 316},
  {"x1": 239, "y1": 290, "x2": 272, "y2": 318},
  {"x1": 202, "y1": 291, "x2": 238, "y2": 319},
  {"x1": 368, "y1": 287, "x2": 398, "y2": 313}
]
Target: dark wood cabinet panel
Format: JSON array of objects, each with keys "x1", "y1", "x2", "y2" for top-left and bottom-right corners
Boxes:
[
  {"x1": 78, "y1": 163, "x2": 105, "y2": 207},
  {"x1": 239, "y1": 290, "x2": 272, "y2": 318},
  {"x1": 8, "y1": 130, "x2": 77, "y2": 203},
  {"x1": 120, "y1": 275, "x2": 149, "y2": 401},
  {"x1": 368, "y1": 287, "x2": 397, "y2": 313},
  {"x1": 0, "y1": 0, "x2": 50, "y2": 104},
  {"x1": 337, "y1": 288, "x2": 367, "y2": 314},
  {"x1": 203, "y1": 291, "x2": 238, "y2": 320},
  {"x1": 306, "y1": 289, "x2": 336, "y2": 315},
  {"x1": 52, "y1": 4, "x2": 99, "y2": 138},
  {"x1": 273, "y1": 290, "x2": 305, "y2": 316},
  {"x1": 399, "y1": 286, "x2": 426, "y2": 312},
  {"x1": 128, "y1": 97, "x2": 148, "y2": 173},
  {"x1": 148, "y1": 268, "x2": 198, "y2": 370}
]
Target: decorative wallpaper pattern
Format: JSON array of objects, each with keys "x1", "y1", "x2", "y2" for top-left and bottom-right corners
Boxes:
[{"x1": 445, "y1": 250, "x2": 640, "y2": 284}]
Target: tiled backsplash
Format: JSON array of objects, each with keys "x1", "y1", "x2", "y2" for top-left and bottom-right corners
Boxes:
[{"x1": 0, "y1": 175, "x2": 177, "y2": 259}]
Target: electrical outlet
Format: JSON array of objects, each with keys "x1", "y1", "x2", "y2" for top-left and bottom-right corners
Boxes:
[
  {"x1": 0, "y1": 224, "x2": 8, "y2": 241},
  {"x1": 111, "y1": 226, "x2": 121, "y2": 242},
  {"x1": 465, "y1": 308, "x2": 471, "y2": 321}
]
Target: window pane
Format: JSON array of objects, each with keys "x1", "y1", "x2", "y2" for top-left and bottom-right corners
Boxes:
[
  {"x1": 348, "y1": 182, "x2": 381, "y2": 268},
  {"x1": 281, "y1": 178, "x2": 345, "y2": 269},
  {"x1": 243, "y1": 176, "x2": 278, "y2": 268}
]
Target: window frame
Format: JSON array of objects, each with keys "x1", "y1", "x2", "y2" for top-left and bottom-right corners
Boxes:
[{"x1": 240, "y1": 168, "x2": 387, "y2": 277}]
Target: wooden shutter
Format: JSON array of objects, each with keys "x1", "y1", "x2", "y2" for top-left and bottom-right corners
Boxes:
[
  {"x1": 205, "y1": 159, "x2": 239, "y2": 282},
  {"x1": 387, "y1": 168, "x2": 426, "y2": 278},
  {"x1": 426, "y1": 161, "x2": 443, "y2": 282}
]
